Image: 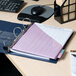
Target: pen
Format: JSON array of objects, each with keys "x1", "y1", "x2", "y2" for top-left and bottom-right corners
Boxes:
[
  {"x1": 70, "y1": 50, "x2": 76, "y2": 57},
  {"x1": 72, "y1": 54, "x2": 76, "y2": 57}
]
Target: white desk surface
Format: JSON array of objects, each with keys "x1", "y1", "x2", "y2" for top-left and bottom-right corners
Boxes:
[{"x1": 0, "y1": 0, "x2": 76, "y2": 76}]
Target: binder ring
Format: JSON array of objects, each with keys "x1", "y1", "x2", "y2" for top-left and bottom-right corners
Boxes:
[
  {"x1": 13, "y1": 27, "x2": 23, "y2": 38},
  {"x1": 22, "y1": 17, "x2": 33, "y2": 26}
]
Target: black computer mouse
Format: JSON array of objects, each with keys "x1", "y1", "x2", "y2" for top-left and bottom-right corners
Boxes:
[{"x1": 31, "y1": 6, "x2": 45, "y2": 16}]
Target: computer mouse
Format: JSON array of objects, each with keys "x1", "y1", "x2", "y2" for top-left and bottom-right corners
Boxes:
[{"x1": 31, "y1": 6, "x2": 45, "y2": 16}]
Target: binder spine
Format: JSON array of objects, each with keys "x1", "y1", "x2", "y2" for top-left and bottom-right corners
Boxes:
[{"x1": 54, "y1": 0, "x2": 76, "y2": 24}]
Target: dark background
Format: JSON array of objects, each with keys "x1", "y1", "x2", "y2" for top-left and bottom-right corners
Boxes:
[{"x1": 0, "y1": 53, "x2": 22, "y2": 76}]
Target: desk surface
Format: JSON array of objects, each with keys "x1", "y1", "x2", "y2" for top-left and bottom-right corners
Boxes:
[{"x1": 0, "y1": 0, "x2": 76, "y2": 76}]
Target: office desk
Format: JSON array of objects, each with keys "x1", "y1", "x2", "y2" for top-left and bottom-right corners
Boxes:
[{"x1": 0, "y1": 0, "x2": 76, "y2": 76}]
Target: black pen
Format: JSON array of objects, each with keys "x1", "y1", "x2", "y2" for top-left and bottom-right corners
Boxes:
[
  {"x1": 72, "y1": 54, "x2": 76, "y2": 57},
  {"x1": 70, "y1": 50, "x2": 76, "y2": 57}
]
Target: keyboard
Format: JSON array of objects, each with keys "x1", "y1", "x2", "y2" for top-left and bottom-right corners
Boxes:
[{"x1": 0, "y1": 0, "x2": 24, "y2": 13}]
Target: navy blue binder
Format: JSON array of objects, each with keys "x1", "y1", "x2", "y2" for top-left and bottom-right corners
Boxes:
[{"x1": 0, "y1": 20, "x2": 58, "y2": 63}]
